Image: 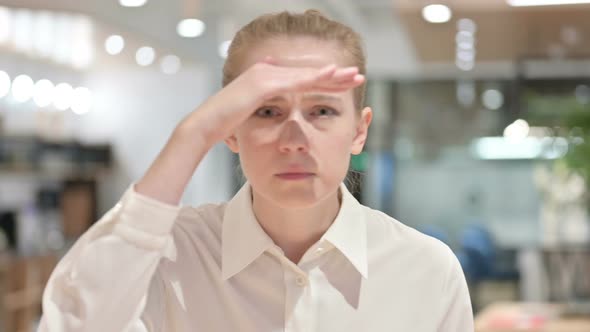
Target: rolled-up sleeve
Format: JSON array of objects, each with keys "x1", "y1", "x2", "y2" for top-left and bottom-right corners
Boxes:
[{"x1": 38, "y1": 183, "x2": 180, "y2": 332}]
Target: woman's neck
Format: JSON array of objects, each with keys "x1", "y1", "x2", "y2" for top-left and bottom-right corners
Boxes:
[{"x1": 251, "y1": 188, "x2": 341, "y2": 264}]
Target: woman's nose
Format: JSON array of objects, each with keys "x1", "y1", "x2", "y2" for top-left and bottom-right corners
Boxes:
[{"x1": 277, "y1": 112, "x2": 310, "y2": 153}]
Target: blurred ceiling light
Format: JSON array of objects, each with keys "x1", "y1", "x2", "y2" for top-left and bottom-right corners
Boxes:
[
  {"x1": 33, "y1": 79, "x2": 54, "y2": 107},
  {"x1": 71, "y1": 16, "x2": 94, "y2": 69},
  {"x1": 455, "y1": 31, "x2": 475, "y2": 49},
  {"x1": 53, "y1": 82, "x2": 73, "y2": 111},
  {"x1": 456, "y1": 50, "x2": 476, "y2": 62},
  {"x1": 504, "y1": 119, "x2": 530, "y2": 142},
  {"x1": 218, "y1": 40, "x2": 231, "y2": 58},
  {"x1": 546, "y1": 137, "x2": 569, "y2": 159},
  {"x1": 456, "y1": 19, "x2": 477, "y2": 72},
  {"x1": 472, "y1": 137, "x2": 539, "y2": 159},
  {"x1": 105, "y1": 35, "x2": 125, "y2": 55},
  {"x1": 136, "y1": 46, "x2": 155, "y2": 66},
  {"x1": 0, "y1": 7, "x2": 12, "y2": 44},
  {"x1": 71, "y1": 87, "x2": 92, "y2": 115},
  {"x1": 12, "y1": 74, "x2": 34, "y2": 103},
  {"x1": 3, "y1": 10, "x2": 95, "y2": 69},
  {"x1": 119, "y1": 0, "x2": 148, "y2": 7},
  {"x1": 457, "y1": 18, "x2": 476, "y2": 33},
  {"x1": 457, "y1": 41, "x2": 474, "y2": 51},
  {"x1": 507, "y1": 0, "x2": 590, "y2": 6},
  {"x1": 471, "y1": 136, "x2": 567, "y2": 160},
  {"x1": 575, "y1": 84, "x2": 590, "y2": 104},
  {"x1": 482, "y1": 89, "x2": 504, "y2": 110},
  {"x1": 160, "y1": 55, "x2": 181, "y2": 74},
  {"x1": 13, "y1": 10, "x2": 34, "y2": 55},
  {"x1": 0, "y1": 71, "x2": 10, "y2": 98},
  {"x1": 177, "y1": 18, "x2": 205, "y2": 38},
  {"x1": 422, "y1": 4, "x2": 452, "y2": 23},
  {"x1": 53, "y1": 13, "x2": 73, "y2": 65},
  {"x1": 456, "y1": 80, "x2": 476, "y2": 107},
  {"x1": 33, "y1": 11, "x2": 55, "y2": 58},
  {"x1": 455, "y1": 59, "x2": 474, "y2": 71}
]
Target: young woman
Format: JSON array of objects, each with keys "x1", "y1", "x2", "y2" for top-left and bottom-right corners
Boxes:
[{"x1": 39, "y1": 10, "x2": 473, "y2": 332}]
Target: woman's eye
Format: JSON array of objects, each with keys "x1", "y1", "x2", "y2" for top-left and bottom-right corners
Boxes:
[
  {"x1": 312, "y1": 107, "x2": 338, "y2": 117},
  {"x1": 255, "y1": 107, "x2": 280, "y2": 118}
]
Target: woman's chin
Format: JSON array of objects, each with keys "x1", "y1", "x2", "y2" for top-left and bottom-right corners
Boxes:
[
  {"x1": 267, "y1": 191, "x2": 321, "y2": 209},
  {"x1": 258, "y1": 182, "x2": 339, "y2": 210}
]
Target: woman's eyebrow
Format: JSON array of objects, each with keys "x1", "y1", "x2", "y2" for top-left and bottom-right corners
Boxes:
[{"x1": 303, "y1": 94, "x2": 343, "y2": 104}]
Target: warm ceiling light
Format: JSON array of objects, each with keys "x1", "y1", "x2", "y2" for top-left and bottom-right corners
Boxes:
[
  {"x1": 105, "y1": 35, "x2": 125, "y2": 55},
  {"x1": 507, "y1": 0, "x2": 590, "y2": 6},
  {"x1": 422, "y1": 4, "x2": 452, "y2": 23},
  {"x1": 33, "y1": 79, "x2": 54, "y2": 107},
  {"x1": 135, "y1": 46, "x2": 155, "y2": 66},
  {"x1": 12, "y1": 74, "x2": 34, "y2": 103},
  {"x1": 119, "y1": 0, "x2": 148, "y2": 7},
  {"x1": 53, "y1": 82, "x2": 73, "y2": 111},
  {"x1": 177, "y1": 18, "x2": 205, "y2": 38}
]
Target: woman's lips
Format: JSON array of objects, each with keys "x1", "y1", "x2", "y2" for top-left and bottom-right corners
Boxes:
[{"x1": 275, "y1": 173, "x2": 315, "y2": 180}]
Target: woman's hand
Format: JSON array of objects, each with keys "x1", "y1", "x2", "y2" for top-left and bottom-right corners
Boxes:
[{"x1": 182, "y1": 57, "x2": 365, "y2": 145}]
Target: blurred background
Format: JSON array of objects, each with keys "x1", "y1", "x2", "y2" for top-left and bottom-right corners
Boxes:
[{"x1": 0, "y1": 0, "x2": 589, "y2": 331}]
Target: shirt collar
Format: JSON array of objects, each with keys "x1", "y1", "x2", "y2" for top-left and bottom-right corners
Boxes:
[
  {"x1": 221, "y1": 182, "x2": 276, "y2": 280},
  {"x1": 320, "y1": 182, "x2": 368, "y2": 279},
  {"x1": 221, "y1": 181, "x2": 368, "y2": 281}
]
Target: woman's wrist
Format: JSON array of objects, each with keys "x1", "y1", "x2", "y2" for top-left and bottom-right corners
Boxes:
[{"x1": 175, "y1": 109, "x2": 219, "y2": 149}]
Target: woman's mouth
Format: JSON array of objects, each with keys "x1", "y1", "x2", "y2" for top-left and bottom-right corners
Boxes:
[{"x1": 275, "y1": 173, "x2": 315, "y2": 180}]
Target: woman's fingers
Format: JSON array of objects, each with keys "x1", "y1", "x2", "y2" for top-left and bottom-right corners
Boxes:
[
  {"x1": 313, "y1": 70, "x2": 365, "y2": 92},
  {"x1": 315, "y1": 66, "x2": 363, "y2": 88},
  {"x1": 316, "y1": 64, "x2": 337, "y2": 79},
  {"x1": 261, "y1": 56, "x2": 278, "y2": 65},
  {"x1": 297, "y1": 66, "x2": 362, "y2": 92},
  {"x1": 329, "y1": 66, "x2": 359, "y2": 82},
  {"x1": 256, "y1": 61, "x2": 364, "y2": 97}
]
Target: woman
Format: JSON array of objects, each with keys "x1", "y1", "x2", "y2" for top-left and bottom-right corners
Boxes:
[{"x1": 39, "y1": 10, "x2": 473, "y2": 332}]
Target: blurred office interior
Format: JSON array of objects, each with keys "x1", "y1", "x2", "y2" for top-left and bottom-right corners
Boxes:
[{"x1": 0, "y1": 0, "x2": 590, "y2": 331}]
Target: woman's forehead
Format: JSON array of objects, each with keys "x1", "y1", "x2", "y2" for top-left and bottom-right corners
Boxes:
[{"x1": 242, "y1": 36, "x2": 348, "y2": 69}]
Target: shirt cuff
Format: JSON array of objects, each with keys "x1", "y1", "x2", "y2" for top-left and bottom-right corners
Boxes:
[{"x1": 117, "y1": 182, "x2": 181, "y2": 235}]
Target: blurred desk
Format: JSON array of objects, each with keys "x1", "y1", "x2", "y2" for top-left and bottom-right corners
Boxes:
[
  {"x1": 0, "y1": 253, "x2": 58, "y2": 332},
  {"x1": 475, "y1": 302, "x2": 590, "y2": 332}
]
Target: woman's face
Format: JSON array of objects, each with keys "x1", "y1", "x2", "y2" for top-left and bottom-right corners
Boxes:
[{"x1": 225, "y1": 36, "x2": 372, "y2": 209}]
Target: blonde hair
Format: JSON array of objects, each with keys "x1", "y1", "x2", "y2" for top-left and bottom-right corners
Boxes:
[{"x1": 222, "y1": 9, "x2": 367, "y2": 111}]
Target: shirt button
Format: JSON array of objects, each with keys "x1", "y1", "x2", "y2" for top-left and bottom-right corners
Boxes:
[{"x1": 295, "y1": 276, "x2": 307, "y2": 287}]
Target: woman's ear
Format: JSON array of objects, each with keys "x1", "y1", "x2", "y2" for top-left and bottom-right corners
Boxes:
[
  {"x1": 224, "y1": 134, "x2": 240, "y2": 153},
  {"x1": 351, "y1": 106, "x2": 372, "y2": 155}
]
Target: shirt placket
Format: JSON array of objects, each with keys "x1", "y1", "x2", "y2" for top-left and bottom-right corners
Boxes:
[{"x1": 281, "y1": 244, "x2": 330, "y2": 332}]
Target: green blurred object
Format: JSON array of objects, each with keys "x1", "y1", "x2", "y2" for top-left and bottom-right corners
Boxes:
[
  {"x1": 525, "y1": 89, "x2": 590, "y2": 191},
  {"x1": 562, "y1": 105, "x2": 590, "y2": 190}
]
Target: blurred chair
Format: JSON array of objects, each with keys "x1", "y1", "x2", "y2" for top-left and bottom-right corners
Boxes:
[
  {"x1": 459, "y1": 223, "x2": 519, "y2": 282},
  {"x1": 458, "y1": 224, "x2": 494, "y2": 281},
  {"x1": 458, "y1": 223, "x2": 520, "y2": 311}
]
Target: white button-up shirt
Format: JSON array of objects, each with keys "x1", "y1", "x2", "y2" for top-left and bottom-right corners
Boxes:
[{"x1": 39, "y1": 181, "x2": 474, "y2": 332}]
